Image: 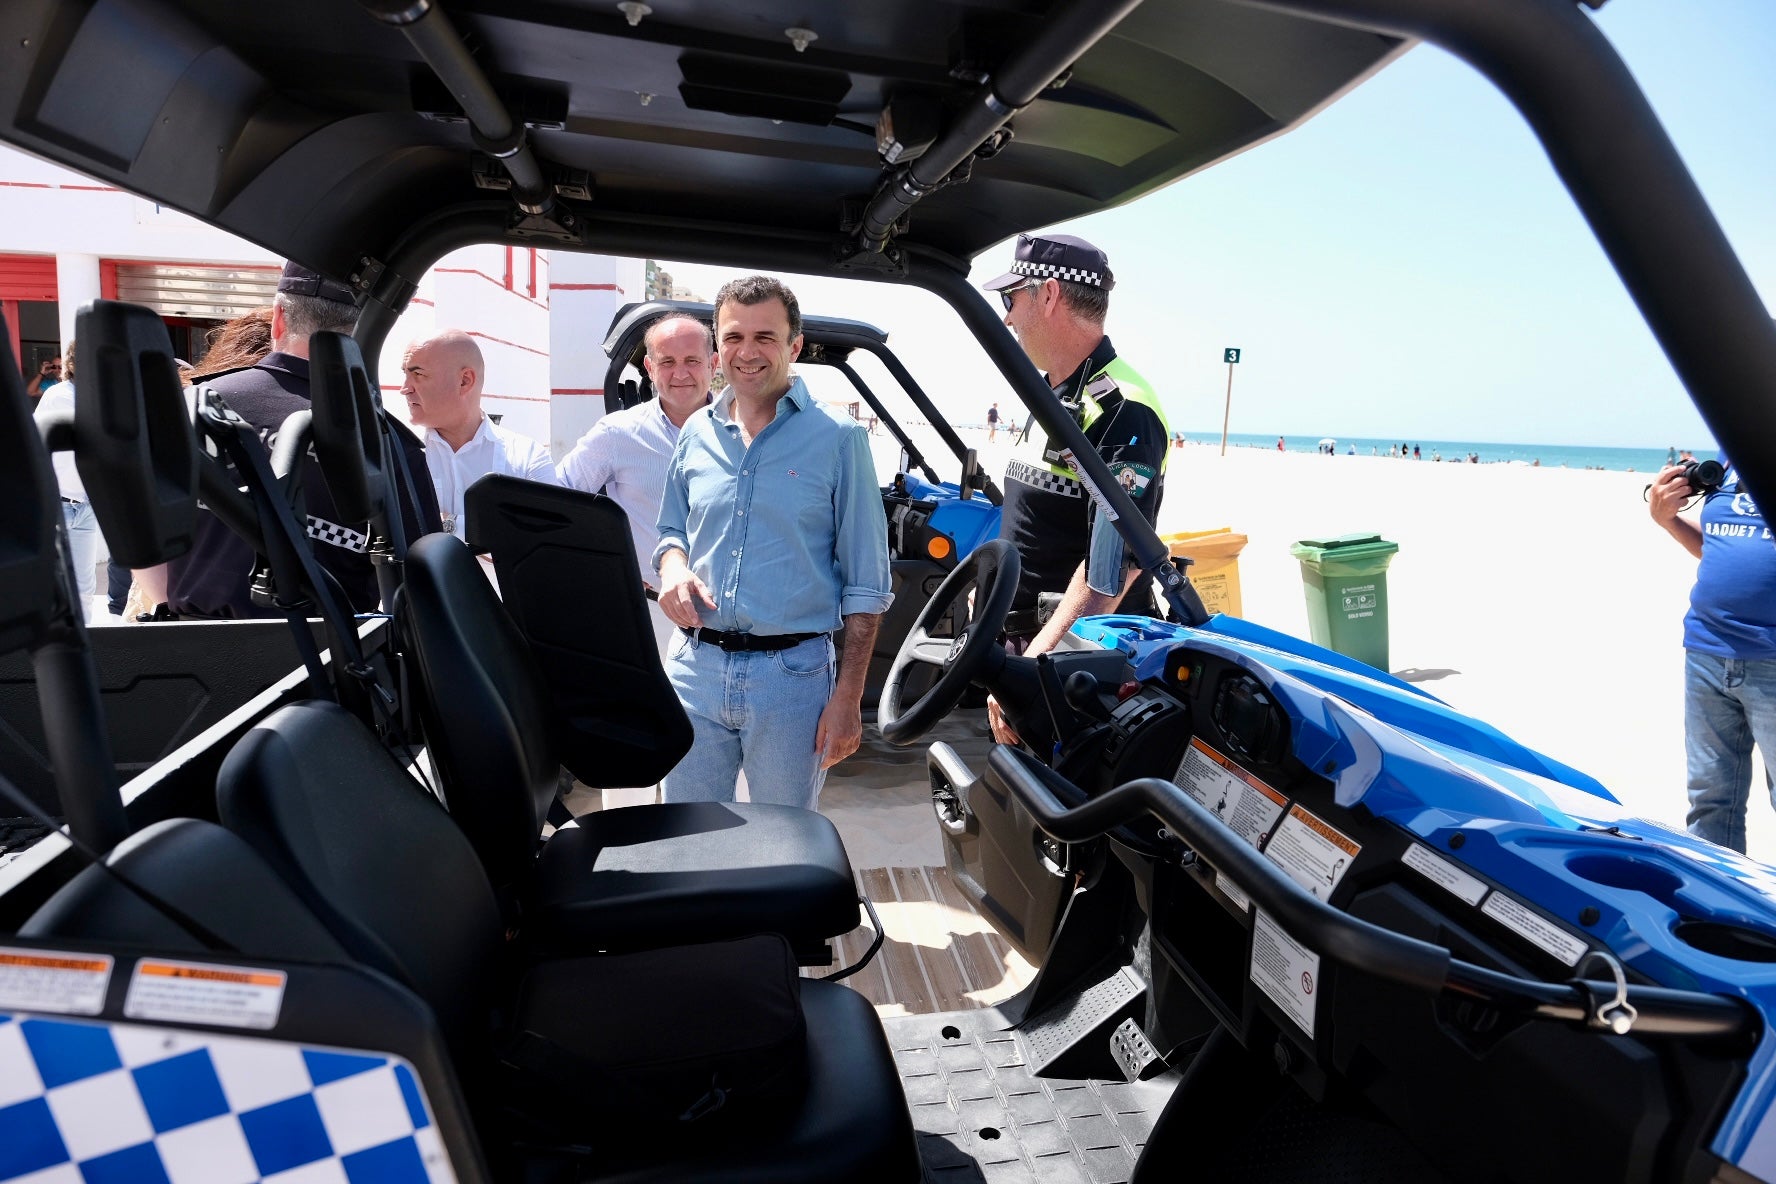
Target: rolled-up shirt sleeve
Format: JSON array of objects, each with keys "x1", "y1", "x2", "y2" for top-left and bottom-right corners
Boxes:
[
  {"x1": 652, "y1": 434, "x2": 692, "y2": 573},
  {"x1": 1086, "y1": 505, "x2": 1124, "y2": 596},
  {"x1": 833, "y1": 426, "x2": 894, "y2": 617}
]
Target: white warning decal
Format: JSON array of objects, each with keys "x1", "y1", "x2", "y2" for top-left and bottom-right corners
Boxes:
[
  {"x1": 1265, "y1": 805, "x2": 1362, "y2": 901},
  {"x1": 0, "y1": 947, "x2": 112, "y2": 1016},
  {"x1": 125, "y1": 960, "x2": 287, "y2": 1030},
  {"x1": 1481, "y1": 894, "x2": 1587, "y2": 967},
  {"x1": 1215, "y1": 871, "x2": 1251, "y2": 913},
  {"x1": 1175, "y1": 737, "x2": 1288, "y2": 850},
  {"x1": 1403, "y1": 842, "x2": 1488, "y2": 906},
  {"x1": 1250, "y1": 910, "x2": 1320, "y2": 1037}
]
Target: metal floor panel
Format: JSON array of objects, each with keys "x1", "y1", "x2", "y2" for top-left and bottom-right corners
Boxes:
[{"x1": 884, "y1": 1009, "x2": 1178, "y2": 1184}]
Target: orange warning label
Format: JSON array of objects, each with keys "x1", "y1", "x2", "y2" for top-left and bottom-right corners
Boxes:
[
  {"x1": 125, "y1": 959, "x2": 286, "y2": 1029},
  {"x1": 0, "y1": 945, "x2": 113, "y2": 1016}
]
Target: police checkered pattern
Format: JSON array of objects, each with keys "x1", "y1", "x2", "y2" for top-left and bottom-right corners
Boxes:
[
  {"x1": 0, "y1": 1012, "x2": 456, "y2": 1184},
  {"x1": 1012, "y1": 258, "x2": 1106, "y2": 287},
  {"x1": 307, "y1": 517, "x2": 369, "y2": 554},
  {"x1": 1006, "y1": 458, "x2": 1082, "y2": 497}
]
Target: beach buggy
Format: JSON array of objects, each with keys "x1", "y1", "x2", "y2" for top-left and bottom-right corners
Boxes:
[{"x1": 2, "y1": 0, "x2": 1776, "y2": 1181}]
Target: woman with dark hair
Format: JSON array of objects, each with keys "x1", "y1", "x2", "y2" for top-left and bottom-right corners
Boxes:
[{"x1": 189, "y1": 306, "x2": 274, "y2": 380}]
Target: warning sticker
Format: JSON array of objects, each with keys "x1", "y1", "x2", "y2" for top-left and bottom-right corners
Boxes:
[
  {"x1": 1250, "y1": 910, "x2": 1320, "y2": 1037},
  {"x1": 1215, "y1": 871, "x2": 1251, "y2": 913},
  {"x1": 0, "y1": 947, "x2": 112, "y2": 1016},
  {"x1": 1265, "y1": 805, "x2": 1362, "y2": 902},
  {"x1": 1175, "y1": 738, "x2": 1288, "y2": 850},
  {"x1": 125, "y1": 960, "x2": 287, "y2": 1030},
  {"x1": 1480, "y1": 894, "x2": 1588, "y2": 967},
  {"x1": 1403, "y1": 843, "x2": 1488, "y2": 906}
]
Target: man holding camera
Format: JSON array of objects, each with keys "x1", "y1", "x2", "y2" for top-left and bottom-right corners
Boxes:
[{"x1": 1649, "y1": 457, "x2": 1776, "y2": 853}]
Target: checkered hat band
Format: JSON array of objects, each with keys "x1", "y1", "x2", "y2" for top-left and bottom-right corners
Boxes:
[
  {"x1": 1007, "y1": 458, "x2": 1082, "y2": 498},
  {"x1": 307, "y1": 516, "x2": 370, "y2": 554},
  {"x1": 1013, "y1": 259, "x2": 1104, "y2": 287},
  {"x1": 0, "y1": 1011, "x2": 458, "y2": 1183}
]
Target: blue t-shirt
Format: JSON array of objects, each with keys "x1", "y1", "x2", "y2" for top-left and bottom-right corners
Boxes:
[{"x1": 1684, "y1": 466, "x2": 1776, "y2": 659}]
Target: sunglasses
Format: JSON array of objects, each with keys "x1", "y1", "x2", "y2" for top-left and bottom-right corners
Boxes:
[{"x1": 999, "y1": 280, "x2": 1039, "y2": 312}]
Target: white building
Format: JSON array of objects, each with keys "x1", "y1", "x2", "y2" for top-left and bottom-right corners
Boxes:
[{"x1": 0, "y1": 144, "x2": 646, "y2": 458}]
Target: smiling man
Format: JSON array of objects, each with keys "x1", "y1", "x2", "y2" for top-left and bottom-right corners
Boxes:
[
  {"x1": 400, "y1": 328, "x2": 556, "y2": 545},
  {"x1": 653, "y1": 276, "x2": 892, "y2": 809}
]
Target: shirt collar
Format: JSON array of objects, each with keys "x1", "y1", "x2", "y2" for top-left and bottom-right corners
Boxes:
[
  {"x1": 426, "y1": 412, "x2": 495, "y2": 453},
  {"x1": 1050, "y1": 335, "x2": 1117, "y2": 395},
  {"x1": 709, "y1": 376, "x2": 810, "y2": 424}
]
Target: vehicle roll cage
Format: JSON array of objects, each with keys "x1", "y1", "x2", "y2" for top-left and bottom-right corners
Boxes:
[{"x1": 350, "y1": 0, "x2": 1776, "y2": 630}]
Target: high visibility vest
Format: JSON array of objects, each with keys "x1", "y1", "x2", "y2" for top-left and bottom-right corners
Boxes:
[{"x1": 1010, "y1": 354, "x2": 1169, "y2": 485}]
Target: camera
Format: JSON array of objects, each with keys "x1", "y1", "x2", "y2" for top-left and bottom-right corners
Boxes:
[{"x1": 1679, "y1": 457, "x2": 1726, "y2": 494}]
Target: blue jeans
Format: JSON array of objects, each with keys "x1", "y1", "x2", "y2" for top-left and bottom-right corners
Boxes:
[
  {"x1": 1684, "y1": 650, "x2": 1776, "y2": 853},
  {"x1": 61, "y1": 500, "x2": 100, "y2": 607},
  {"x1": 662, "y1": 632, "x2": 836, "y2": 810}
]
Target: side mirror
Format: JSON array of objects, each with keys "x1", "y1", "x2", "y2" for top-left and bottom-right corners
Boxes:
[{"x1": 960, "y1": 447, "x2": 982, "y2": 502}]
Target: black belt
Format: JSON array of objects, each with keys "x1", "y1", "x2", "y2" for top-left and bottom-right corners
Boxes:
[{"x1": 687, "y1": 628, "x2": 827, "y2": 653}]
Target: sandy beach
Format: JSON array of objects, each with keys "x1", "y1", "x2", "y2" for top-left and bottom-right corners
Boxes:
[{"x1": 841, "y1": 432, "x2": 1772, "y2": 865}]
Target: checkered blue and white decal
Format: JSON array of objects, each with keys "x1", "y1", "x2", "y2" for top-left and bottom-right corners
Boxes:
[{"x1": 0, "y1": 1012, "x2": 457, "y2": 1183}]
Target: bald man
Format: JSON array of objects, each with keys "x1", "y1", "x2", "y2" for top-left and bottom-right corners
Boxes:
[{"x1": 400, "y1": 328, "x2": 556, "y2": 541}]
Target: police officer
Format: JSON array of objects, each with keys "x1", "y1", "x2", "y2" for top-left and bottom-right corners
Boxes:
[
  {"x1": 982, "y1": 233, "x2": 1170, "y2": 743},
  {"x1": 163, "y1": 261, "x2": 439, "y2": 618}
]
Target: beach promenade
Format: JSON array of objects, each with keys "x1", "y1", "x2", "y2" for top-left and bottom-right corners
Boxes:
[{"x1": 843, "y1": 432, "x2": 1769, "y2": 864}]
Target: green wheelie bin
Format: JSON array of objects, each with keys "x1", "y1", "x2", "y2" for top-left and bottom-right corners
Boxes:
[{"x1": 1289, "y1": 533, "x2": 1399, "y2": 671}]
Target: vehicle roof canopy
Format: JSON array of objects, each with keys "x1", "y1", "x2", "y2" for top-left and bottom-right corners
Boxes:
[{"x1": 0, "y1": 0, "x2": 1404, "y2": 280}]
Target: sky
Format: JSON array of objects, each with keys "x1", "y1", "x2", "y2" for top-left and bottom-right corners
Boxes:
[{"x1": 665, "y1": 0, "x2": 1775, "y2": 451}]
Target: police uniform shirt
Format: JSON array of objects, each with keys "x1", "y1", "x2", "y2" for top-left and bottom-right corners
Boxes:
[
  {"x1": 998, "y1": 336, "x2": 1167, "y2": 615},
  {"x1": 168, "y1": 352, "x2": 441, "y2": 618}
]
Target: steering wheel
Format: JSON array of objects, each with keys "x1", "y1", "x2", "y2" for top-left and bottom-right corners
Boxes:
[{"x1": 879, "y1": 538, "x2": 1020, "y2": 745}]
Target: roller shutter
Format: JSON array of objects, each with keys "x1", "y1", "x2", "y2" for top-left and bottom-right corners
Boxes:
[{"x1": 112, "y1": 262, "x2": 279, "y2": 319}]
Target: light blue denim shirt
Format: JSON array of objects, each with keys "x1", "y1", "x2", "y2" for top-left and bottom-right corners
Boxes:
[{"x1": 654, "y1": 377, "x2": 893, "y2": 635}]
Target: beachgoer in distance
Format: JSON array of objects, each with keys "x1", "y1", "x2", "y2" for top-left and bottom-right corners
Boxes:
[
  {"x1": 1648, "y1": 457, "x2": 1776, "y2": 853},
  {"x1": 1668, "y1": 446, "x2": 1679, "y2": 465},
  {"x1": 980, "y1": 233, "x2": 1170, "y2": 745},
  {"x1": 1277, "y1": 436, "x2": 1284, "y2": 451},
  {"x1": 400, "y1": 328, "x2": 557, "y2": 544},
  {"x1": 987, "y1": 401, "x2": 1000, "y2": 443},
  {"x1": 654, "y1": 275, "x2": 892, "y2": 808},
  {"x1": 1413, "y1": 444, "x2": 1421, "y2": 460},
  {"x1": 558, "y1": 312, "x2": 714, "y2": 655}
]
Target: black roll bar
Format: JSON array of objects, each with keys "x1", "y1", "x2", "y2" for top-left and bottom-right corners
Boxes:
[
  {"x1": 855, "y1": 0, "x2": 1146, "y2": 251},
  {"x1": 830, "y1": 359, "x2": 942, "y2": 487},
  {"x1": 359, "y1": 0, "x2": 554, "y2": 214},
  {"x1": 1235, "y1": 0, "x2": 1776, "y2": 537},
  {"x1": 853, "y1": 339, "x2": 1003, "y2": 506},
  {"x1": 985, "y1": 745, "x2": 1749, "y2": 1039}
]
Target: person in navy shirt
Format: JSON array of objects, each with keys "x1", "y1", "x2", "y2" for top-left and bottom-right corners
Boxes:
[{"x1": 1649, "y1": 459, "x2": 1776, "y2": 852}]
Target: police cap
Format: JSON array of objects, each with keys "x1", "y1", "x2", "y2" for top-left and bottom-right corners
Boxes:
[
  {"x1": 982, "y1": 233, "x2": 1115, "y2": 293},
  {"x1": 277, "y1": 261, "x2": 357, "y2": 306}
]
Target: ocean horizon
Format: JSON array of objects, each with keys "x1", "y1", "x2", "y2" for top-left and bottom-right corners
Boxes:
[{"x1": 1186, "y1": 431, "x2": 1706, "y2": 473}]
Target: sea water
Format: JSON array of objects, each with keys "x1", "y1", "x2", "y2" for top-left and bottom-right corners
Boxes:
[{"x1": 1196, "y1": 432, "x2": 1706, "y2": 473}]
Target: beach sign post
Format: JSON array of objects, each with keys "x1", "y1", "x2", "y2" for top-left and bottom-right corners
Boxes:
[{"x1": 1220, "y1": 347, "x2": 1240, "y2": 456}]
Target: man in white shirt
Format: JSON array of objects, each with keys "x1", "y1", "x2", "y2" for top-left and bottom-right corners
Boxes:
[
  {"x1": 556, "y1": 313, "x2": 714, "y2": 654},
  {"x1": 399, "y1": 328, "x2": 556, "y2": 544}
]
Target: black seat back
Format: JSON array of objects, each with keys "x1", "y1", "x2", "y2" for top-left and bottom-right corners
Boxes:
[
  {"x1": 464, "y1": 475, "x2": 692, "y2": 787},
  {"x1": 402, "y1": 532, "x2": 558, "y2": 894},
  {"x1": 23, "y1": 817, "x2": 353, "y2": 960},
  {"x1": 216, "y1": 698, "x2": 506, "y2": 1054}
]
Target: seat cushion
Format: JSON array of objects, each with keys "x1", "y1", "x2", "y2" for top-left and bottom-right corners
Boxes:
[
  {"x1": 529, "y1": 802, "x2": 860, "y2": 950},
  {"x1": 549, "y1": 977, "x2": 919, "y2": 1184}
]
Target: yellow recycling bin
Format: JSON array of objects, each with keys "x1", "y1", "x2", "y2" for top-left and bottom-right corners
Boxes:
[{"x1": 1162, "y1": 528, "x2": 1249, "y2": 618}]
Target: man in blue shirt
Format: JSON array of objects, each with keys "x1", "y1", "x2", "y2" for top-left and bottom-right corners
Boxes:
[
  {"x1": 654, "y1": 276, "x2": 893, "y2": 809},
  {"x1": 1649, "y1": 459, "x2": 1776, "y2": 853}
]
